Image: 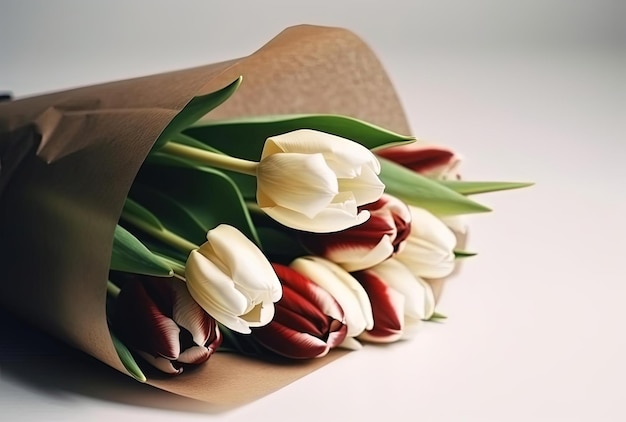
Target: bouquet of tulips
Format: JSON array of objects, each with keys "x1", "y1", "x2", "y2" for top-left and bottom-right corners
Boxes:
[
  {"x1": 0, "y1": 25, "x2": 528, "y2": 403},
  {"x1": 105, "y1": 75, "x2": 528, "y2": 378}
]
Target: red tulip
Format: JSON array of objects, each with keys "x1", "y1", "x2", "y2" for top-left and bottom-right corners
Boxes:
[
  {"x1": 111, "y1": 276, "x2": 222, "y2": 375},
  {"x1": 377, "y1": 144, "x2": 461, "y2": 180},
  {"x1": 299, "y1": 194, "x2": 411, "y2": 272},
  {"x1": 352, "y1": 258, "x2": 435, "y2": 343},
  {"x1": 250, "y1": 263, "x2": 348, "y2": 359}
]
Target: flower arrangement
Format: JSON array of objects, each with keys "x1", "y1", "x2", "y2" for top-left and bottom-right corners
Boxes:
[
  {"x1": 104, "y1": 74, "x2": 529, "y2": 378},
  {"x1": 0, "y1": 25, "x2": 530, "y2": 404}
]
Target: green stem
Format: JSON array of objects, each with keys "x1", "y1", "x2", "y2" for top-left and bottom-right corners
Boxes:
[
  {"x1": 120, "y1": 210, "x2": 199, "y2": 254},
  {"x1": 107, "y1": 280, "x2": 121, "y2": 298},
  {"x1": 161, "y1": 141, "x2": 259, "y2": 176}
]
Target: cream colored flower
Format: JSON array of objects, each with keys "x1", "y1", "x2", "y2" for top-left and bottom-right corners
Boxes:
[
  {"x1": 395, "y1": 206, "x2": 457, "y2": 279},
  {"x1": 257, "y1": 129, "x2": 385, "y2": 233},
  {"x1": 185, "y1": 224, "x2": 282, "y2": 334}
]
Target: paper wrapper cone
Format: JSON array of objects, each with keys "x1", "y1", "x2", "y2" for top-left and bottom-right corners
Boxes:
[{"x1": 0, "y1": 25, "x2": 456, "y2": 405}]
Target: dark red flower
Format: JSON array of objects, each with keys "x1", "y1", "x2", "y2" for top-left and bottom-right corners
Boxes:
[
  {"x1": 111, "y1": 276, "x2": 222, "y2": 375},
  {"x1": 251, "y1": 263, "x2": 348, "y2": 359},
  {"x1": 377, "y1": 144, "x2": 461, "y2": 180}
]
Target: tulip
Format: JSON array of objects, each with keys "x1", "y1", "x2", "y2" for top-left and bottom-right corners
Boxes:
[
  {"x1": 257, "y1": 129, "x2": 385, "y2": 233},
  {"x1": 185, "y1": 224, "x2": 282, "y2": 334},
  {"x1": 395, "y1": 206, "x2": 457, "y2": 279},
  {"x1": 250, "y1": 263, "x2": 348, "y2": 359},
  {"x1": 377, "y1": 143, "x2": 467, "y2": 234},
  {"x1": 299, "y1": 194, "x2": 411, "y2": 272},
  {"x1": 353, "y1": 258, "x2": 435, "y2": 343},
  {"x1": 161, "y1": 130, "x2": 384, "y2": 233},
  {"x1": 110, "y1": 276, "x2": 222, "y2": 375},
  {"x1": 290, "y1": 256, "x2": 373, "y2": 349},
  {"x1": 376, "y1": 143, "x2": 462, "y2": 180}
]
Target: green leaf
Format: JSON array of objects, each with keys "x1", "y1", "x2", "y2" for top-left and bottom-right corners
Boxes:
[
  {"x1": 133, "y1": 153, "x2": 261, "y2": 247},
  {"x1": 439, "y1": 180, "x2": 534, "y2": 195},
  {"x1": 110, "y1": 331, "x2": 147, "y2": 382},
  {"x1": 122, "y1": 197, "x2": 164, "y2": 231},
  {"x1": 454, "y1": 250, "x2": 477, "y2": 259},
  {"x1": 153, "y1": 76, "x2": 243, "y2": 149},
  {"x1": 428, "y1": 312, "x2": 448, "y2": 322},
  {"x1": 184, "y1": 114, "x2": 415, "y2": 160},
  {"x1": 110, "y1": 224, "x2": 173, "y2": 276},
  {"x1": 379, "y1": 158, "x2": 492, "y2": 216},
  {"x1": 129, "y1": 184, "x2": 208, "y2": 246}
]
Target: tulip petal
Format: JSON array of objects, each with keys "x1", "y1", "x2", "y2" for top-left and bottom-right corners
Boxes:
[
  {"x1": 176, "y1": 345, "x2": 212, "y2": 365},
  {"x1": 414, "y1": 275, "x2": 436, "y2": 320},
  {"x1": 369, "y1": 258, "x2": 427, "y2": 320},
  {"x1": 401, "y1": 316, "x2": 424, "y2": 340},
  {"x1": 272, "y1": 286, "x2": 331, "y2": 337},
  {"x1": 254, "y1": 322, "x2": 331, "y2": 359},
  {"x1": 112, "y1": 279, "x2": 181, "y2": 360},
  {"x1": 272, "y1": 264, "x2": 345, "y2": 325},
  {"x1": 337, "y1": 165, "x2": 385, "y2": 206},
  {"x1": 204, "y1": 225, "x2": 282, "y2": 303},
  {"x1": 291, "y1": 257, "x2": 373, "y2": 336},
  {"x1": 137, "y1": 351, "x2": 182, "y2": 375},
  {"x1": 326, "y1": 320, "x2": 349, "y2": 349},
  {"x1": 263, "y1": 129, "x2": 381, "y2": 176},
  {"x1": 338, "y1": 337, "x2": 363, "y2": 350},
  {"x1": 169, "y1": 281, "x2": 216, "y2": 347},
  {"x1": 440, "y1": 215, "x2": 468, "y2": 234},
  {"x1": 377, "y1": 144, "x2": 456, "y2": 174},
  {"x1": 396, "y1": 206, "x2": 457, "y2": 278},
  {"x1": 335, "y1": 236, "x2": 395, "y2": 273},
  {"x1": 185, "y1": 250, "x2": 249, "y2": 316},
  {"x1": 257, "y1": 153, "x2": 339, "y2": 218},
  {"x1": 263, "y1": 204, "x2": 370, "y2": 233},
  {"x1": 353, "y1": 270, "x2": 405, "y2": 343},
  {"x1": 243, "y1": 301, "x2": 277, "y2": 327}
]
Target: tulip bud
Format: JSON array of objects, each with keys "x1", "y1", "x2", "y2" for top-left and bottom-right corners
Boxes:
[
  {"x1": 299, "y1": 194, "x2": 411, "y2": 272},
  {"x1": 395, "y1": 206, "x2": 457, "y2": 279},
  {"x1": 185, "y1": 224, "x2": 282, "y2": 334},
  {"x1": 290, "y1": 256, "x2": 373, "y2": 348},
  {"x1": 110, "y1": 276, "x2": 221, "y2": 375},
  {"x1": 376, "y1": 144, "x2": 462, "y2": 180},
  {"x1": 353, "y1": 258, "x2": 435, "y2": 343},
  {"x1": 257, "y1": 129, "x2": 385, "y2": 233},
  {"x1": 249, "y1": 263, "x2": 348, "y2": 359}
]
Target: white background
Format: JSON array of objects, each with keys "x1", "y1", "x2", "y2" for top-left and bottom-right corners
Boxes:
[{"x1": 1, "y1": 1, "x2": 625, "y2": 421}]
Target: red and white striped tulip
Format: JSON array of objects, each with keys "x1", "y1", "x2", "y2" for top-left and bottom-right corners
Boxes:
[
  {"x1": 376, "y1": 143, "x2": 462, "y2": 180},
  {"x1": 396, "y1": 206, "x2": 457, "y2": 279},
  {"x1": 257, "y1": 129, "x2": 385, "y2": 233},
  {"x1": 111, "y1": 276, "x2": 222, "y2": 375},
  {"x1": 299, "y1": 194, "x2": 411, "y2": 272},
  {"x1": 290, "y1": 256, "x2": 373, "y2": 350},
  {"x1": 250, "y1": 263, "x2": 348, "y2": 359},
  {"x1": 185, "y1": 224, "x2": 282, "y2": 334},
  {"x1": 353, "y1": 258, "x2": 435, "y2": 343}
]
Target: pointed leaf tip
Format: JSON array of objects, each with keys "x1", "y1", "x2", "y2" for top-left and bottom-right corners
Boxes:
[
  {"x1": 440, "y1": 180, "x2": 534, "y2": 196},
  {"x1": 110, "y1": 332, "x2": 147, "y2": 383},
  {"x1": 454, "y1": 250, "x2": 478, "y2": 259}
]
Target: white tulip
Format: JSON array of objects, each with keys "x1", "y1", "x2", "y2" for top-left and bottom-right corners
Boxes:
[
  {"x1": 396, "y1": 206, "x2": 457, "y2": 279},
  {"x1": 257, "y1": 129, "x2": 385, "y2": 233},
  {"x1": 185, "y1": 224, "x2": 282, "y2": 334}
]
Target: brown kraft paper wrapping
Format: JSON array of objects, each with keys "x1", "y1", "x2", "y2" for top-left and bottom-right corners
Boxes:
[{"x1": 0, "y1": 24, "x2": 454, "y2": 405}]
